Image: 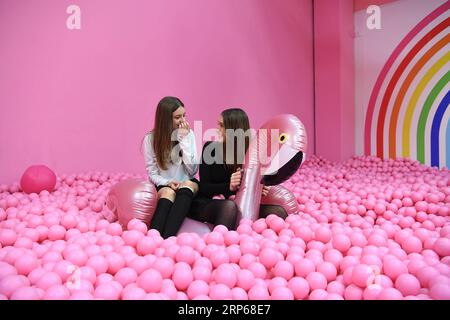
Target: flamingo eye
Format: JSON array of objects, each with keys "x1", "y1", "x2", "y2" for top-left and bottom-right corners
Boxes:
[{"x1": 279, "y1": 133, "x2": 288, "y2": 143}]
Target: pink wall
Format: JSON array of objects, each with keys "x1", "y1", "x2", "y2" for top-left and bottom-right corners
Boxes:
[
  {"x1": 354, "y1": 0, "x2": 400, "y2": 12},
  {"x1": 314, "y1": 0, "x2": 355, "y2": 163},
  {"x1": 0, "y1": 0, "x2": 314, "y2": 185}
]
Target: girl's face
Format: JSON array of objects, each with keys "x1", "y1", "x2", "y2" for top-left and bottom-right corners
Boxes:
[
  {"x1": 217, "y1": 116, "x2": 225, "y2": 141},
  {"x1": 172, "y1": 107, "x2": 186, "y2": 129}
]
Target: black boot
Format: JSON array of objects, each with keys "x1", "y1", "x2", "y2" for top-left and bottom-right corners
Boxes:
[
  {"x1": 149, "y1": 198, "x2": 173, "y2": 235},
  {"x1": 162, "y1": 187, "x2": 195, "y2": 238}
]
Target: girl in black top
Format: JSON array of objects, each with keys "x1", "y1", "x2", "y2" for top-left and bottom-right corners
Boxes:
[{"x1": 187, "y1": 108, "x2": 287, "y2": 230}]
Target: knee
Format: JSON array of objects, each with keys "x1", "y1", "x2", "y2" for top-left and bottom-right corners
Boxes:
[
  {"x1": 179, "y1": 180, "x2": 198, "y2": 194},
  {"x1": 223, "y1": 200, "x2": 238, "y2": 218},
  {"x1": 158, "y1": 187, "x2": 176, "y2": 202}
]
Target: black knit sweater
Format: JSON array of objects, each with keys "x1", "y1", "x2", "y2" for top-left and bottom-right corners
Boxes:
[{"x1": 197, "y1": 141, "x2": 237, "y2": 199}]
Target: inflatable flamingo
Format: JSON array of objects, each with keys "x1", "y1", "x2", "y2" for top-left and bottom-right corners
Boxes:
[
  {"x1": 105, "y1": 179, "x2": 158, "y2": 227},
  {"x1": 234, "y1": 114, "x2": 307, "y2": 221}
]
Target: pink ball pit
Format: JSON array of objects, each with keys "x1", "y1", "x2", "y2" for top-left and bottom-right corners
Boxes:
[{"x1": 0, "y1": 156, "x2": 449, "y2": 300}]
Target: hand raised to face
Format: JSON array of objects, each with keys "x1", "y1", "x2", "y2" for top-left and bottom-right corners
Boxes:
[
  {"x1": 229, "y1": 167, "x2": 242, "y2": 192},
  {"x1": 176, "y1": 121, "x2": 191, "y2": 140}
]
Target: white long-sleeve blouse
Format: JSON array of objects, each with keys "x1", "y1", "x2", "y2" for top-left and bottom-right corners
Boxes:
[{"x1": 142, "y1": 131, "x2": 199, "y2": 187}]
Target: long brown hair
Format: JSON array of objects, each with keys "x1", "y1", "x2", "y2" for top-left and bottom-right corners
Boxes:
[
  {"x1": 221, "y1": 108, "x2": 250, "y2": 173},
  {"x1": 151, "y1": 96, "x2": 184, "y2": 170}
]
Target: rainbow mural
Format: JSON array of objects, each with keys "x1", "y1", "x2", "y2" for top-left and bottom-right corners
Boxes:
[{"x1": 364, "y1": 2, "x2": 450, "y2": 168}]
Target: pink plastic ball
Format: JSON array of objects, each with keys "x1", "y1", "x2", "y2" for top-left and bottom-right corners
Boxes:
[
  {"x1": 362, "y1": 284, "x2": 383, "y2": 300},
  {"x1": 352, "y1": 264, "x2": 374, "y2": 288},
  {"x1": 224, "y1": 231, "x2": 240, "y2": 246},
  {"x1": 121, "y1": 286, "x2": 146, "y2": 300},
  {"x1": 160, "y1": 279, "x2": 177, "y2": 299},
  {"x1": 61, "y1": 214, "x2": 78, "y2": 230},
  {"x1": 273, "y1": 261, "x2": 294, "y2": 280},
  {"x1": 226, "y1": 245, "x2": 242, "y2": 264},
  {"x1": 383, "y1": 258, "x2": 408, "y2": 282},
  {"x1": 122, "y1": 230, "x2": 143, "y2": 247},
  {"x1": 69, "y1": 291, "x2": 94, "y2": 300},
  {"x1": 77, "y1": 266, "x2": 96, "y2": 285},
  {"x1": 0, "y1": 229, "x2": 17, "y2": 246},
  {"x1": 401, "y1": 237, "x2": 423, "y2": 254},
  {"x1": 172, "y1": 266, "x2": 193, "y2": 291},
  {"x1": 316, "y1": 262, "x2": 337, "y2": 282},
  {"x1": 294, "y1": 225, "x2": 313, "y2": 242},
  {"x1": 247, "y1": 262, "x2": 267, "y2": 279},
  {"x1": 394, "y1": 274, "x2": 420, "y2": 296},
  {"x1": 323, "y1": 249, "x2": 343, "y2": 268},
  {"x1": 44, "y1": 285, "x2": 71, "y2": 300},
  {"x1": 377, "y1": 287, "x2": 403, "y2": 300},
  {"x1": 35, "y1": 272, "x2": 62, "y2": 291},
  {"x1": 86, "y1": 255, "x2": 108, "y2": 275},
  {"x1": 340, "y1": 255, "x2": 360, "y2": 272},
  {"x1": 288, "y1": 277, "x2": 310, "y2": 299},
  {"x1": 193, "y1": 266, "x2": 212, "y2": 282},
  {"x1": 20, "y1": 165, "x2": 57, "y2": 194},
  {"x1": 231, "y1": 287, "x2": 248, "y2": 300},
  {"x1": 309, "y1": 288, "x2": 328, "y2": 300},
  {"x1": 48, "y1": 225, "x2": 66, "y2": 241},
  {"x1": 0, "y1": 263, "x2": 18, "y2": 279},
  {"x1": 214, "y1": 265, "x2": 237, "y2": 288},
  {"x1": 259, "y1": 248, "x2": 278, "y2": 269},
  {"x1": 10, "y1": 286, "x2": 40, "y2": 300},
  {"x1": 94, "y1": 283, "x2": 121, "y2": 300},
  {"x1": 65, "y1": 250, "x2": 88, "y2": 267},
  {"x1": 344, "y1": 284, "x2": 363, "y2": 300},
  {"x1": 248, "y1": 285, "x2": 270, "y2": 300},
  {"x1": 429, "y1": 283, "x2": 450, "y2": 300},
  {"x1": 0, "y1": 275, "x2": 29, "y2": 297},
  {"x1": 295, "y1": 259, "x2": 315, "y2": 277},
  {"x1": 332, "y1": 234, "x2": 351, "y2": 253},
  {"x1": 236, "y1": 269, "x2": 256, "y2": 291},
  {"x1": 114, "y1": 268, "x2": 138, "y2": 287},
  {"x1": 127, "y1": 256, "x2": 149, "y2": 275},
  {"x1": 210, "y1": 250, "x2": 229, "y2": 268},
  {"x1": 252, "y1": 220, "x2": 267, "y2": 233},
  {"x1": 175, "y1": 246, "x2": 196, "y2": 265},
  {"x1": 271, "y1": 287, "x2": 294, "y2": 300},
  {"x1": 327, "y1": 281, "x2": 345, "y2": 296},
  {"x1": 107, "y1": 223, "x2": 123, "y2": 236},
  {"x1": 434, "y1": 238, "x2": 450, "y2": 257},
  {"x1": 209, "y1": 283, "x2": 232, "y2": 300},
  {"x1": 268, "y1": 277, "x2": 288, "y2": 295},
  {"x1": 152, "y1": 257, "x2": 175, "y2": 279},
  {"x1": 268, "y1": 216, "x2": 285, "y2": 233},
  {"x1": 416, "y1": 266, "x2": 440, "y2": 288},
  {"x1": 28, "y1": 268, "x2": 47, "y2": 285},
  {"x1": 315, "y1": 227, "x2": 332, "y2": 243},
  {"x1": 136, "y1": 237, "x2": 157, "y2": 256},
  {"x1": 137, "y1": 269, "x2": 163, "y2": 293},
  {"x1": 306, "y1": 272, "x2": 328, "y2": 291},
  {"x1": 205, "y1": 231, "x2": 224, "y2": 246},
  {"x1": 127, "y1": 219, "x2": 148, "y2": 234},
  {"x1": 14, "y1": 254, "x2": 38, "y2": 276},
  {"x1": 187, "y1": 280, "x2": 209, "y2": 299},
  {"x1": 95, "y1": 273, "x2": 114, "y2": 287},
  {"x1": 106, "y1": 252, "x2": 125, "y2": 275}
]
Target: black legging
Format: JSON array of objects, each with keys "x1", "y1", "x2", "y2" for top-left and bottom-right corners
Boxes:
[
  {"x1": 188, "y1": 198, "x2": 288, "y2": 230},
  {"x1": 188, "y1": 198, "x2": 238, "y2": 230}
]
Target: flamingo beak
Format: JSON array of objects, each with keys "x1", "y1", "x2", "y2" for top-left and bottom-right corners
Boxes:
[{"x1": 260, "y1": 144, "x2": 304, "y2": 186}]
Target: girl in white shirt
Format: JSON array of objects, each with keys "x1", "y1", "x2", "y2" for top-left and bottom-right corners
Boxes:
[{"x1": 142, "y1": 96, "x2": 199, "y2": 238}]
